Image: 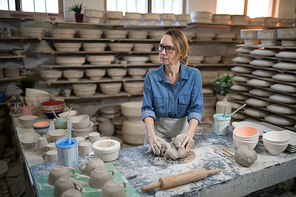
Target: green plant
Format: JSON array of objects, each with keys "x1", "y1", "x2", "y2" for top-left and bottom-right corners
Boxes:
[
  {"x1": 211, "y1": 74, "x2": 234, "y2": 96},
  {"x1": 14, "y1": 76, "x2": 37, "y2": 96},
  {"x1": 68, "y1": 2, "x2": 84, "y2": 14}
]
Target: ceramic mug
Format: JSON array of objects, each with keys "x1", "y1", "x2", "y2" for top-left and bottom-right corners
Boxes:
[
  {"x1": 78, "y1": 141, "x2": 92, "y2": 156},
  {"x1": 54, "y1": 175, "x2": 82, "y2": 197},
  {"x1": 79, "y1": 158, "x2": 105, "y2": 176},
  {"x1": 42, "y1": 142, "x2": 57, "y2": 152},
  {"x1": 88, "y1": 132, "x2": 100, "y2": 143},
  {"x1": 89, "y1": 169, "x2": 115, "y2": 189},
  {"x1": 34, "y1": 137, "x2": 48, "y2": 155},
  {"x1": 75, "y1": 137, "x2": 85, "y2": 144},
  {"x1": 48, "y1": 165, "x2": 75, "y2": 186},
  {"x1": 62, "y1": 89, "x2": 71, "y2": 98},
  {"x1": 61, "y1": 189, "x2": 83, "y2": 197},
  {"x1": 101, "y1": 181, "x2": 126, "y2": 197},
  {"x1": 42, "y1": 150, "x2": 58, "y2": 163}
]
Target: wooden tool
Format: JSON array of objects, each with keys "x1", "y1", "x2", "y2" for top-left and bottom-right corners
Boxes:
[
  {"x1": 222, "y1": 147, "x2": 235, "y2": 157},
  {"x1": 141, "y1": 168, "x2": 221, "y2": 191}
]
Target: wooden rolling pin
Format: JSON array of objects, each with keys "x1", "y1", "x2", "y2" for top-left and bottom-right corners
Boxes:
[{"x1": 141, "y1": 168, "x2": 221, "y2": 191}]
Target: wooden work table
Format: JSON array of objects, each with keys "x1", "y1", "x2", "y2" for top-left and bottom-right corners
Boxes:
[{"x1": 12, "y1": 115, "x2": 296, "y2": 196}]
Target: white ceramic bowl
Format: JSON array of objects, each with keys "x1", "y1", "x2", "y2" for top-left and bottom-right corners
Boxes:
[
  {"x1": 123, "y1": 82, "x2": 144, "y2": 94},
  {"x1": 72, "y1": 121, "x2": 94, "y2": 133},
  {"x1": 149, "y1": 55, "x2": 160, "y2": 64},
  {"x1": 87, "y1": 55, "x2": 115, "y2": 65},
  {"x1": 58, "y1": 110, "x2": 77, "y2": 117},
  {"x1": 263, "y1": 139, "x2": 288, "y2": 156},
  {"x1": 72, "y1": 84, "x2": 97, "y2": 98},
  {"x1": 40, "y1": 70, "x2": 63, "y2": 82},
  {"x1": 85, "y1": 69, "x2": 106, "y2": 80},
  {"x1": 233, "y1": 135, "x2": 258, "y2": 149},
  {"x1": 19, "y1": 132, "x2": 40, "y2": 149},
  {"x1": 120, "y1": 101, "x2": 142, "y2": 120},
  {"x1": 92, "y1": 139, "x2": 120, "y2": 162},
  {"x1": 128, "y1": 68, "x2": 147, "y2": 79},
  {"x1": 55, "y1": 57, "x2": 86, "y2": 66},
  {"x1": 63, "y1": 70, "x2": 84, "y2": 81},
  {"x1": 26, "y1": 88, "x2": 50, "y2": 98},
  {"x1": 71, "y1": 115, "x2": 90, "y2": 129},
  {"x1": 18, "y1": 115, "x2": 38, "y2": 128},
  {"x1": 48, "y1": 129, "x2": 69, "y2": 142},
  {"x1": 233, "y1": 126, "x2": 259, "y2": 140},
  {"x1": 107, "y1": 69, "x2": 127, "y2": 79},
  {"x1": 263, "y1": 131, "x2": 290, "y2": 144},
  {"x1": 99, "y1": 83, "x2": 122, "y2": 95}
]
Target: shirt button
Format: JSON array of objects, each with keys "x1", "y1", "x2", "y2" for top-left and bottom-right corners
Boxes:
[
  {"x1": 172, "y1": 92, "x2": 174, "y2": 94},
  {"x1": 171, "y1": 102, "x2": 173, "y2": 104},
  {"x1": 171, "y1": 112, "x2": 173, "y2": 114}
]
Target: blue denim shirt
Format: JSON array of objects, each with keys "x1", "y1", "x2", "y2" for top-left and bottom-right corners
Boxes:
[{"x1": 141, "y1": 63, "x2": 203, "y2": 123}]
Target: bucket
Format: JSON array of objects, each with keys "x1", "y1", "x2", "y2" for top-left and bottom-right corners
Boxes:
[
  {"x1": 56, "y1": 138, "x2": 78, "y2": 167},
  {"x1": 20, "y1": 106, "x2": 34, "y2": 116},
  {"x1": 0, "y1": 92, "x2": 5, "y2": 103},
  {"x1": 213, "y1": 114, "x2": 231, "y2": 135}
]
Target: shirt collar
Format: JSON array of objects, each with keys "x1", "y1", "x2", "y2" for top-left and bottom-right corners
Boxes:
[{"x1": 157, "y1": 63, "x2": 189, "y2": 82}]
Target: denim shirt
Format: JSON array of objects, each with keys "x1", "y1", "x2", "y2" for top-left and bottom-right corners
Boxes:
[{"x1": 141, "y1": 63, "x2": 203, "y2": 123}]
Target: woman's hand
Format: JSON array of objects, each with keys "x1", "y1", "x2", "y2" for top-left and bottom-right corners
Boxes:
[
  {"x1": 149, "y1": 134, "x2": 164, "y2": 155},
  {"x1": 179, "y1": 133, "x2": 194, "y2": 153}
]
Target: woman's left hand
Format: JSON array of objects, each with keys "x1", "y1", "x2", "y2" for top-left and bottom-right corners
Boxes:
[{"x1": 179, "y1": 133, "x2": 194, "y2": 153}]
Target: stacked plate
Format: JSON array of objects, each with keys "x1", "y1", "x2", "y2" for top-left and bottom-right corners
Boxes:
[
  {"x1": 282, "y1": 130, "x2": 296, "y2": 153},
  {"x1": 98, "y1": 105, "x2": 121, "y2": 119}
]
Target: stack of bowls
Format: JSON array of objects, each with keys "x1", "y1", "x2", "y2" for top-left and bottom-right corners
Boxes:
[
  {"x1": 18, "y1": 115, "x2": 38, "y2": 127},
  {"x1": 105, "y1": 11, "x2": 123, "y2": 25},
  {"x1": 104, "y1": 30, "x2": 127, "y2": 39},
  {"x1": 41, "y1": 100, "x2": 65, "y2": 119},
  {"x1": 17, "y1": 27, "x2": 46, "y2": 37},
  {"x1": 233, "y1": 126, "x2": 259, "y2": 149},
  {"x1": 133, "y1": 44, "x2": 153, "y2": 52},
  {"x1": 125, "y1": 12, "x2": 142, "y2": 26},
  {"x1": 84, "y1": 9, "x2": 104, "y2": 24},
  {"x1": 142, "y1": 13, "x2": 159, "y2": 26},
  {"x1": 175, "y1": 14, "x2": 190, "y2": 26},
  {"x1": 48, "y1": 129, "x2": 69, "y2": 142},
  {"x1": 263, "y1": 131, "x2": 290, "y2": 156},
  {"x1": 190, "y1": 11, "x2": 212, "y2": 23},
  {"x1": 77, "y1": 30, "x2": 103, "y2": 39},
  {"x1": 25, "y1": 88, "x2": 50, "y2": 113},
  {"x1": 160, "y1": 13, "x2": 175, "y2": 26},
  {"x1": 71, "y1": 115, "x2": 93, "y2": 137},
  {"x1": 5, "y1": 66, "x2": 20, "y2": 78}
]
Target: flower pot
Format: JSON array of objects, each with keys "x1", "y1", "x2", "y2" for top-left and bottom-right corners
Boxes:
[
  {"x1": 216, "y1": 96, "x2": 232, "y2": 115},
  {"x1": 75, "y1": 13, "x2": 84, "y2": 23}
]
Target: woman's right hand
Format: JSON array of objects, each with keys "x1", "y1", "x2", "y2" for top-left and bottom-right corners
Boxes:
[{"x1": 148, "y1": 134, "x2": 164, "y2": 155}]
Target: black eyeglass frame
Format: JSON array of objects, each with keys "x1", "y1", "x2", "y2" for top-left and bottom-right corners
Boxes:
[{"x1": 156, "y1": 44, "x2": 175, "y2": 54}]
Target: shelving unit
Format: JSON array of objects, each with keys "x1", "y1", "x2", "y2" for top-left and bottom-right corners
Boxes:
[
  {"x1": 231, "y1": 44, "x2": 296, "y2": 131},
  {"x1": 0, "y1": 55, "x2": 26, "y2": 59},
  {"x1": 40, "y1": 63, "x2": 160, "y2": 68},
  {"x1": 54, "y1": 92, "x2": 143, "y2": 100}
]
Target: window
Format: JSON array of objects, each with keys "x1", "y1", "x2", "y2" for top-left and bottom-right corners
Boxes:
[
  {"x1": 216, "y1": 0, "x2": 274, "y2": 18},
  {"x1": 107, "y1": 0, "x2": 184, "y2": 14},
  {"x1": 0, "y1": 0, "x2": 61, "y2": 13}
]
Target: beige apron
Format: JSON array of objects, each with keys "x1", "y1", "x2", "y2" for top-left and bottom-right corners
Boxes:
[{"x1": 144, "y1": 116, "x2": 189, "y2": 145}]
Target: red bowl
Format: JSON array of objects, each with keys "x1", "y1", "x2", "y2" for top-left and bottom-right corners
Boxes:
[{"x1": 41, "y1": 101, "x2": 64, "y2": 119}]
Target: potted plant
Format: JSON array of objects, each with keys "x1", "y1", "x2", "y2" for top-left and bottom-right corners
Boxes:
[
  {"x1": 211, "y1": 74, "x2": 234, "y2": 115},
  {"x1": 14, "y1": 76, "x2": 37, "y2": 96},
  {"x1": 68, "y1": 2, "x2": 84, "y2": 23}
]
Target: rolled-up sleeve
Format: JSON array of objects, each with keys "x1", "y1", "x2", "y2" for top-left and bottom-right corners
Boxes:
[
  {"x1": 187, "y1": 71, "x2": 203, "y2": 124},
  {"x1": 141, "y1": 74, "x2": 156, "y2": 121}
]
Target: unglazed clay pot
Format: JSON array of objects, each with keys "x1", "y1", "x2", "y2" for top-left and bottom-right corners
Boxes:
[
  {"x1": 92, "y1": 139, "x2": 120, "y2": 162},
  {"x1": 122, "y1": 120, "x2": 146, "y2": 145},
  {"x1": 54, "y1": 176, "x2": 82, "y2": 197},
  {"x1": 98, "y1": 120, "x2": 115, "y2": 136},
  {"x1": 79, "y1": 158, "x2": 105, "y2": 176},
  {"x1": 120, "y1": 101, "x2": 142, "y2": 120},
  {"x1": 48, "y1": 165, "x2": 75, "y2": 186}
]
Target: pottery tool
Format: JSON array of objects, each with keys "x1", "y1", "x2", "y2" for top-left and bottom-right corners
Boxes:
[
  {"x1": 229, "y1": 104, "x2": 246, "y2": 117},
  {"x1": 29, "y1": 95, "x2": 33, "y2": 107},
  {"x1": 223, "y1": 105, "x2": 227, "y2": 118},
  {"x1": 66, "y1": 107, "x2": 72, "y2": 119},
  {"x1": 67, "y1": 119, "x2": 72, "y2": 145},
  {"x1": 222, "y1": 147, "x2": 235, "y2": 157},
  {"x1": 49, "y1": 106, "x2": 59, "y2": 121},
  {"x1": 141, "y1": 168, "x2": 221, "y2": 191}
]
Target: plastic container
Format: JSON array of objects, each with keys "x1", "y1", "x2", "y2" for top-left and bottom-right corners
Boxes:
[
  {"x1": 213, "y1": 114, "x2": 231, "y2": 135},
  {"x1": 56, "y1": 138, "x2": 79, "y2": 167},
  {"x1": 20, "y1": 106, "x2": 34, "y2": 116}
]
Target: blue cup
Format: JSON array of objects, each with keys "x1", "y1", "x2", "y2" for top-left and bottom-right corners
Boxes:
[
  {"x1": 0, "y1": 92, "x2": 5, "y2": 103},
  {"x1": 56, "y1": 138, "x2": 79, "y2": 167}
]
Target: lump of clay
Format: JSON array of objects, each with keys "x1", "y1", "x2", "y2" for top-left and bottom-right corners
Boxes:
[
  {"x1": 153, "y1": 135, "x2": 186, "y2": 161},
  {"x1": 235, "y1": 145, "x2": 257, "y2": 167}
]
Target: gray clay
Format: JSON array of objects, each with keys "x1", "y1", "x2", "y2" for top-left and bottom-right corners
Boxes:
[
  {"x1": 235, "y1": 145, "x2": 257, "y2": 167},
  {"x1": 153, "y1": 135, "x2": 187, "y2": 161}
]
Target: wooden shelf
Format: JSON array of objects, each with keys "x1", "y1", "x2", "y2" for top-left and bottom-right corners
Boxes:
[
  {"x1": 39, "y1": 77, "x2": 145, "y2": 85},
  {"x1": 190, "y1": 63, "x2": 236, "y2": 67},
  {"x1": 190, "y1": 39, "x2": 243, "y2": 43},
  {"x1": 234, "y1": 63, "x2": 296, "y2": 74},
  {"x1": 237, "y1": 53, "x2": 296, "y2": 63},
  {"x1": 41, "y1": 63, "x2": 160, "y2": 68},
  {"x1": 0, "y1": 16, "x2": 34, "y2": 21},
  {"x1": 0, "y1": 76, "x2": 22, "y2": 81},
  {"x1": 43, "y1": 21, "x2": 123, "y2": 28},
  {"x1": 54, "y1": 92, "x2": 143, "y2": 100},
  {"x1": 42, "y1": 37, "x2": 160, "y2": 42},
  {"x1": 187, "y1": 22, "x2": 291, "y2": 29},
  {"x1": 236, "y1": 44, "x2": 296, "y2": 50},
  {"x1": 0, "y1": 36, "x2": 30, "y2": 40},
  {"x1": 0, "y1": 55, "x2": 26, "y2": 59},
  {"x1": 31, "y1": 51, "x2": 159, "y2": 55}
]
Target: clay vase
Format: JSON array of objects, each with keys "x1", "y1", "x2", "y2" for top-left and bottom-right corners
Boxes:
[
  {"x1": 101, "y1": 181, "x2": 126, "y2": 197},
  {"x1": 215, "y1": 95, "x2": 232, "y2": 115},
  {"x1": 48, "y1": 165, "x2": 75, "y2": 186},
  {"x1": 54, "y1": 176, "x2": 82, "y2": 197},
  {"x1": 89, "y1": 169, "x2": 115, "y2": 189},
  {"x1": 79, "y1": 158, "x2": 105, "y2": 176}
]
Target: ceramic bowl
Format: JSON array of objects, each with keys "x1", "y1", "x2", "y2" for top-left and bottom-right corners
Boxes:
[
  {"x1": 18, "y1": 115, "x2": 38, "y2": 128},
  {"x1": 72, "y1": 122, "x2": 94, "y2": 133},
  {"x1": 83, "y1": 43, "x2": 106, "y2": 52},
  {"x1": 26, "y1": 88, "x2": 50, "y2": 98},
  {"x1": 92, "y1": 139, "x2": 120, "y2": 162},
  {"x1": 19, "y1": 132, "x2": 40, "y2": 149},
  {"x1": 50, "y1": 29, "x2": 76, "y2": 39},
  {"x1": 233, "y1": 135, "x2": 258, "y2": 149},
  {"x1": 133, "y1": 44, "x2": 153, "y2": 52},
  {"x1": 125, "y1": 12, "x2": 142, "y2": 20},
  {"x1": 55, "y1": 57, "x2": 86, "y2": 66},
  {"x1": 128, "y1": 31, "x2": 148, "y2": 39},
  {"x1": 33, "y1": 122, "x2": 50, "y2": 136},
  {"x1": 263, "y1": 139, "x2": 288, "y2": 156},
  {"x1": 233, "y1": 126, "x2": 259, "y2": 139},
  {"x1": 104, "y1": 30, "x2": 127, "y2": 39},
  {"x1": 120, "y1": 101, "x2": 142, "y2": 120},
  {"x1": 109, "y1": 43, "x2": 133, "y2": 52},
  {"x1": 72, "y1": 115, "x2": 90, "y2": 129},
  {"x1": 99, "y1": 83, "x2": 122, "y2": 95},
  {"x1": 63, "y1": 70, "x2": 84, "y2": 82},
  {"x1": 122, "y1": 56, "x2": 149, "y2": 64},
  {"x1": 263, "y1": 131, "x2": 290, "y2": 144},
  {"x1": 149, "y1": 55, "x2": 160, "y2": 64},
  {"x1": 72, "y1": 84, "x2": 97, "y2": 98},
  {"x1": 40, "y1": 70, "x2": 63, "y2": 82},
  {"x1": 128, "y1": 68, "x2": 147, "y2": 79},
  {"x1": 58, "y1": 110, "x2": 77, "y2": 118},
  {"x1": 49, "y1": 129, "x2": 69, "y2": 142},
  {"x1": 85, "y1": 69, "x2": 106, "y2": 80},
  {"x1": 84, "y1": 9, "x2": 104, "y2": 18},
  {"x1": 123, "y1": 82, "x2": 144, "y2": 94},
  {"x1": 107, "y1": 69, "x2": 127, "y2": 79},
  {"x1": 41, "y1": 101, "x2": 65, "y2": 119},
  {"x1": 54, "y1": 43, "x2": 81, "y2": 52},
  {"x1": 78, "y1": 30, "x2": 103, "y2": 39},
  {"x1": 87, "y1": 55, "x2": 115, "y2": 65}
]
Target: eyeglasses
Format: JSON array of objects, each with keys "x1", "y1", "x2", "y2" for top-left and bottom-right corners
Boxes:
[{"x1": 156, "y1": 44, "x2": 174, "y2": 54}]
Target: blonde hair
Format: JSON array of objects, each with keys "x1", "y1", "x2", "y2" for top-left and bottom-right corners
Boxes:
[{"x1": 164, "y1": 29, "x2": 189, "y2": 65}]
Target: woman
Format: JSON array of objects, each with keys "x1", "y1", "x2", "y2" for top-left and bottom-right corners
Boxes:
[{"x1": 141, "y1": 29, "x2": 203, "y2": 155}]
